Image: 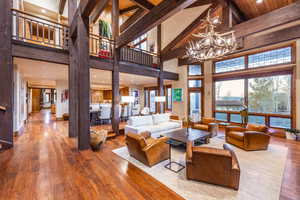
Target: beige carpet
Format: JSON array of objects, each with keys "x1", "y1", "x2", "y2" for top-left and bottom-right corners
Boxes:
[{"x1": 113, "y1": 138, "x2": 288, "y2": 200}]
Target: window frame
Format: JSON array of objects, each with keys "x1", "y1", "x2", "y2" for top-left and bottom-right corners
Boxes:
[
  {"x1": 187, "y1": 64, "x2": 204, "y2": 123},
  {"x1": 212, "y1": 44, "x2": 295, "y2": 129}
]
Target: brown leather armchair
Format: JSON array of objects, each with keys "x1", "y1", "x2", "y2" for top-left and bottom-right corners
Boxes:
[
  {"x1": 225, "y1": 124, "x2": 270, "y2": 151},
  {"x1": 125, "y1": 132, "x2": 170, "y2": 167},
  {"x1": 186, "y1": 142, "x2": 240, "y2": 190},
  {"x1": 192, "y1": 117, "x2": 219, "y2": 137}
]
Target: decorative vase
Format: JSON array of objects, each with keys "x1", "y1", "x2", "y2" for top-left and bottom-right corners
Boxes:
[
  {"x1": 285, "y1": 131, "x2": 296, "y2": 140},
  {"x1": 90, "y1": 129, "x2": 108, "y2": 151}
]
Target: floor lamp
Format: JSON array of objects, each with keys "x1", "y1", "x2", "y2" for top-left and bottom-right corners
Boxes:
[{"x1": 154, "y1": 96, "x2": 166, "y2": 114}]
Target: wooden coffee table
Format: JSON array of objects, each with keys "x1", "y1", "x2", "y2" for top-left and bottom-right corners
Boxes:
[{"x1": 163, "y1": 128, "x2": 211, "y2": 145}]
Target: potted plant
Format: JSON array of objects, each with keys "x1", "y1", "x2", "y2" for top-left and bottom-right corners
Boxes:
[{"x1": 285, "y1": 128, "x2": 300, "y2": 141}]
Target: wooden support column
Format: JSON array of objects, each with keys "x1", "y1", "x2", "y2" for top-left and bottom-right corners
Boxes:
[
  {"x1": 157, "y1": 25, "x2": 164, "y2": 113},
  {"x1": 68, "y1": 0, "x2": 78, "y2": 138},
  {"x1": 112, "y1": 0, "x2": 120, "y2": 134},
  {"x1": 0, "y1": 0, "x2": 13, "y2": 149},
  {"x1": 76, "y1": 13, "x2": 91, "y2": 150}
]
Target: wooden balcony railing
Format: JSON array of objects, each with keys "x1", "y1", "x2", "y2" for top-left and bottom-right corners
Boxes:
[
  {"x1": 120, "y1": 47, "x2": 159, "y2": 67},
  {"x1": 12, "y1": 9, "x2": 69, "y2": 49},
  {"x1": 89, "y1": 34, "x2": 115, "y2": 59},
  {"x1": 11, "y1": 9, "x2": 159, "y2": 68}
]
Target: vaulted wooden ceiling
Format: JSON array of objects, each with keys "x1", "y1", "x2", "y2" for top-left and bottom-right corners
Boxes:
[
  {"x1": 119, "y1": 0, "x2": 297, "y2": 18},
  {"x1": 232, "y1": 0, "x2": 296, "y2": 19}
]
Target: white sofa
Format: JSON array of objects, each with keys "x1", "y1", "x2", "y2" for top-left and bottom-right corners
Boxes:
[{"x1": 125, "y1": 113, "x2": 182, "y2": 138}]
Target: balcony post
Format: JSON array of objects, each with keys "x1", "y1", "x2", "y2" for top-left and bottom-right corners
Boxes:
[{"x1": 0, "y1": 0, "x2": 13, "y2": 149}]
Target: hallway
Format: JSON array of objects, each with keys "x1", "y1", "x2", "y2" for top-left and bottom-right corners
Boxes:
[{"x1": 0, "y1": 110, "x2": 182, "y2": 200}]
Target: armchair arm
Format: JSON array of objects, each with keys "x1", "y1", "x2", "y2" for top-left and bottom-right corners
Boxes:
[
  {"x1": 192, "y1": 147, "x2": 231, "y2": 158},
  {"x1": 186, "y1": 140, "x2": 193, "y2": 163},
  {"x1": 142, "y1": 136, "x2": 169, "y2": 152}
]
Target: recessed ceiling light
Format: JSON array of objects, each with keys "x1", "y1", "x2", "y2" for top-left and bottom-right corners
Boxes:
[
  {"x1": 41, "y1": 9, "x2": 46, "y2": 13},
  {"x1": 256, "y1": 0, "x2": 263, "y2": 3}
]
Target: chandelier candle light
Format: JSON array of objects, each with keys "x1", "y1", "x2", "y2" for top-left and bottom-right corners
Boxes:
[{"x1": 186, "y1": 10, "x2": 237, "y2": 61}]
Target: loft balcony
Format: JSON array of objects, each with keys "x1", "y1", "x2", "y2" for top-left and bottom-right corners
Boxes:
[{"x1": 11, "y1": 9, "x2": 159, "y2": 68}]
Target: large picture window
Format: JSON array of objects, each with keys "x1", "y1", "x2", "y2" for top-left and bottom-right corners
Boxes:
[
  {"x1": 248, "y1": 75, "x2": 291, "y2": 114},
  {"x1": 214, "y1": 75, "x2": 292, "y2": 128},
  {"x1": 215, "y1": 79, "x2": 245, "y2": 111},
  {"x1": 213, "y1": 46, "x2": 294, "y2": 129}
]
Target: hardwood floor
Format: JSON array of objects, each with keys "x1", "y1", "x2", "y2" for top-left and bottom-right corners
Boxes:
[{"x1": 0, "y1": 109, "x2": 299, "y2": 200}]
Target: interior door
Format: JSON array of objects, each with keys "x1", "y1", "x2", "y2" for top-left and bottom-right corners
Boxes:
[{"x1": 32, "y1": 88, "x2": 41, "y2": 112}]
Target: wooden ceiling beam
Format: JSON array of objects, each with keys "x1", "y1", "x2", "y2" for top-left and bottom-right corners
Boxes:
[
  {"x1": 161, "y1": 3, "x2": 218, "y2": 55},
  {"x1": 224, "y1": 0, "x2": 247, "y2": 23},
  {"x1": 58, "y1": 0, "x2": 67, "y2": 15},
  {"x1": 118, "y1": 0, "x2": 197, "y2": 48},
  {"x1": 79, "y1": 0, "x2": 102, "y2": 18},
  {"x1": 89, "y1": 0, "x2": 109, "y2": 24},
  {"x1": 120, "y1": 5, "x2": 140, "y2": 15},
  {"x1": 129, "y1": 0, "x2": 155, "y2": 11},
  {"x1": 120, "y1": 8, "x2": 148, "y2": 33}
]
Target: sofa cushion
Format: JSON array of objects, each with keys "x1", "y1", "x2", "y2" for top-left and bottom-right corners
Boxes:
[
  {"x1": 158, "y1": 122, "x2": 181, "y2": 131},
  {"x1": 227, "y1": 131, "x2": 244, "y2": 141},
  {"x1": 128, "y1": 115, "x2": 153, "y2": 127},
  {"x1": 152, "y1": 113, "x2": 170, "y2": 125}
]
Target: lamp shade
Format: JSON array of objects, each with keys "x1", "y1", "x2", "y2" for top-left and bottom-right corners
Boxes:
[
  {"x1": 121, "y1": 96, "x2": 135, "y2": 103},
  {"x1": 154, "y1": 96, "x2": 166, "y2": 102}
]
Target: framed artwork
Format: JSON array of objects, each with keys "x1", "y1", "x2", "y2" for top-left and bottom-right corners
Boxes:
[{"x1": 172, "y1": 88, "x2": 183, "y2": 102}]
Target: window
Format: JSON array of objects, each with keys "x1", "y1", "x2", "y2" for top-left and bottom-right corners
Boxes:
[
  {"x1": 248, "y1": 115, "x2": 265, "y2": 125},
  {"x1": 189, "y1": 92, "x2": 201, "y2": 122},
  {"x1": 188, "y1": 80, "x2": 201, "y2": 88},
  {"x1": 270, "y1": 117, "x2": 291, "y2": 129},
  {"x1": 133, "y1": 34, "x2": 147, "y2": 51},
  {"x1": 215, "y1": 79, "x2": 245, "y2": 111},
  {"x1": 215, "y1": 112, "x2": 227, "y2": 121},
  {"x1": 248, "y1": 75, "x2": 291, "y2": 114},
  {"x1": 249, "y1": 47, "x2": 292, "y2": 68},
  {"x1": 215, "y1": 57, "x2": 245, "y2": 73},
  {"x1": 230, "y1": 114, "x2": 242, "y2": 123},
  {"x1": 188, "y1": 65, "x2": 202, "y2": 75}
]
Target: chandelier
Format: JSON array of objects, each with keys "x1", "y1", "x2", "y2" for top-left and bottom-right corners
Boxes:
[{"x1": 186, "y1": 10, "x2": 237, "y2": 61}]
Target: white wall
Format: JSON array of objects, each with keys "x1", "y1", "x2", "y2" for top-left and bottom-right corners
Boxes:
[
  {"x1": 55, "y1": 80, "x2": 69, "y2": 119},
  {"x1": 203, "y1": 61, "x2": 213, "y2": 118},
  {"x1": 13, "y1": 65, "x2": 28, "y2": 132}
]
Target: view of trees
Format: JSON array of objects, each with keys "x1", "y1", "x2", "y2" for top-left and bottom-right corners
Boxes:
[{"x1": 248, "y1": 75, "x2": 291, "y2": 114}]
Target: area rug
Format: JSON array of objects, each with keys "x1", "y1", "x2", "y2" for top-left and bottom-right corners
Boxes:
[{"x1": 113, "y1": 138, "x2": 288, "y2": 200}]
